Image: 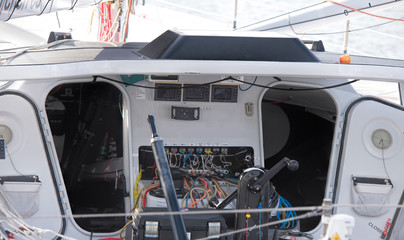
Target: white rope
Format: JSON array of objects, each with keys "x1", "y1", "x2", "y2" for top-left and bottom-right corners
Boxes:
[
  {"x1": 0, "y1": 188, "x2": 76, "y2": 240},
  {"x1": 31, "y1": 227, "x2": 77, "y2": 240}
]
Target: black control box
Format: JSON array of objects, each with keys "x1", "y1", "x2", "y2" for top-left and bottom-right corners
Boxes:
[{"x1": 0, "y1": 139, "x2": 5, "y2": 160}]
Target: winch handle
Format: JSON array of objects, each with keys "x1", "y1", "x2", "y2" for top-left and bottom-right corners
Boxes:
[{"x1": 250, "y1": 157, "x2": 299, "y2": 193}]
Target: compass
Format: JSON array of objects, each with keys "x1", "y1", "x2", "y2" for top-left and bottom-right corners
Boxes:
[
  {"x1": 0, "y1": 125, "x2": 13, "y2": 144},
  {"x1": 371, "y1": 129, "x2": 392, "y2": 149}
]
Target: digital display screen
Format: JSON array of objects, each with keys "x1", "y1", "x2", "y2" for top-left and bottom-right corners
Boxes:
[
  {"x1": 154, "y1": 84, "x2": 181, "y2": 101},
  {"x1": 183, "y1": 85, "x2": 209, "y2": 101},
  {"x1": 211, "y1": 85, "x2": 237, "y2": 102},
  {"x1": 185, "y1": 87, "x2": 204, "y2": 99},
  {"x1": 213, "y1": 87, "x2": 232, "y2": 100},
  {"x1": 156, "y1": 88, "x2": 176, "y2": 99}
]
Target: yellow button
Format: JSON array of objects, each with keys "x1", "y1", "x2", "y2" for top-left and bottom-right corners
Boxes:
[{"x1": 331, "y1": 233, "x2": 341, "y2": 240}]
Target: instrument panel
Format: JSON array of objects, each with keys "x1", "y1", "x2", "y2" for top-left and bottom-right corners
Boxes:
[{"x1": 154, "y1": 83, "x2": 238, "y2": 103}]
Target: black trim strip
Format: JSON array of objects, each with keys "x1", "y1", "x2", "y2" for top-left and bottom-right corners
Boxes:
[
  {"x1": 352, "y1": 176, "x2": 392, "y2": 186},
  {"x1": 0, "y1": 91, "x2": 66, "y2": 239},
  {"x1": 0, "y1": 175, "x2": 40, "y2": 184}
]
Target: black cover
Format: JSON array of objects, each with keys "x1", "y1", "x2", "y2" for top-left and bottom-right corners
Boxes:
[
  {"x1": 132, "y1": 207, "x2": 229, "y2": 240},
  {"x1": 139, "y1": 30, "x2": 320, "y2": 62}
]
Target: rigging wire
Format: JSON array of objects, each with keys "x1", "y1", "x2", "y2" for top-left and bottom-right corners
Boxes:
[
  {"x1": 324, "y1": 0, "x2": 404, "y2": 22},
  {"x1": 56, "y1": 11, "x2": 61, "y2": 28},
  {"x1": 294, "y1": 18, "x2": 401, "y2": 36},
  {"x1": 124, "y1": 0, "x2": 134, "y2": 42},
  {"x1": 8, "y1": 203, "x2": 404, "y2": 220},
  {"x1": 37, "y1": 0, "x2": 52, "y2": 16},
  {"x1": 4, "y1": 0, "x2": 21, "y2": 21},
  {"x1": 238, "y1": 0, "x2": 404, "y2": 39},
  {"x1": 237, "y1": 2, "x2": 324, "y2": 30},
  {"x1": 69, "y1": 0, "x2": 80, "y2": 10},
  {"x1": 2, "y1": 202, "x2": 404, "y2": 238}
]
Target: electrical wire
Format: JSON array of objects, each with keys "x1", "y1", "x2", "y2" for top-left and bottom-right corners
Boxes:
[
  {"x1": 132, "y1": 182, "x2": 159, "y2": 210},
  {"x1": 142, "y1": 184, "x2": 160, "y2": 207},
  {"x1": 5, "y1": 147, "x2": 24, "y2": 176},
  {"x1": 211, "y1": 178, "x2": 226, "y2": 198},
  {"x1": 196, "y1": 209, "x2": 322, "y2": 240},
  {"x1": 277, "y1": 195, "x2": 297, "y2": 229},
  {"x1": 231, "y1": 77, "x2": 360, "y2": 91},
  {"x1": 184, "y1": 178, "x2": 191, "y2": 190},
  {"x1": 133, "y1": 169, "x2": 142, "y2": 206},
  {"x1": 187, "y1": 190, "x2": 211, "y2": 208},
  {"x1": 381, "y1": 141, "x2": 392, "y2": 181},
  {"x1": 95, "y1": 75, "x2": 360, "y2": 92},
  {"x1": 119, "y1": 219, "x2": 133, "y2": 239},
  {"x1": 185, "y1": 177, "x2": 200, "y2": 207},
  {"x1": 199, "y1": 177, "x2": 208, "y2": 189},
  {"x1": 239, "y1": 76, "x2": 257, "y2": 91},
  {"x1": 94, "y1": 75, "x2": 235, "y2": 89}
]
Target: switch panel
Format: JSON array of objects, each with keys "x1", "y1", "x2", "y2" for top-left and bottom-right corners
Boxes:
[
  {"x1": 0, "y1": 139, "x2": 5, "y2": 160},
  {"x1": 171, "y1": 106, "x2": 200, "y2": 120}
]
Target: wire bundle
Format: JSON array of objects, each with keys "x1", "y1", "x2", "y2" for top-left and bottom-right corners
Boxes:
[
  {"x1": 181, "y1": 177, "x2": 237, "y2": 209},
  {"x1": 277, "y1": 195, "x2": 297, "y2": 229},
  {"x1": 166, "y1": 151, "x2": 233, "y2": 174},
  {"x1": 133, "y1": 182, "x2": 160, "y2": 209}
]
